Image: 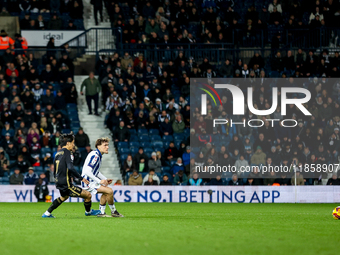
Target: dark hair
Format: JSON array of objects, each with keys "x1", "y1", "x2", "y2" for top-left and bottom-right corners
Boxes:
[{"x1": 60, "y1": 132, "x2": 75, "y2": 147}]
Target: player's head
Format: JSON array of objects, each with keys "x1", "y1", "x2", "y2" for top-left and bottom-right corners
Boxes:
[
  {"x1": 95, "y1": 137, "x2": 110, "y2": 154},
  {"x1": 60, "y1": 132, "x2": 75, "y2": 150}
]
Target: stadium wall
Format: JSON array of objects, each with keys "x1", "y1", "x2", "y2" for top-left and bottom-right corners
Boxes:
[{"x1": 1, "y1": 186, "x2": 340, "y2": 203}]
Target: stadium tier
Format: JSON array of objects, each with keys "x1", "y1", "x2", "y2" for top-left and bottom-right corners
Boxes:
[{"x1": 0, "y1": 0, "x2": 339, "y2": 188}]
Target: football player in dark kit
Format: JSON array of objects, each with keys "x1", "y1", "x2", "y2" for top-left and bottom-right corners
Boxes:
[{"x1": 42, "y1": 133, "x2": 100, "y2": 218}]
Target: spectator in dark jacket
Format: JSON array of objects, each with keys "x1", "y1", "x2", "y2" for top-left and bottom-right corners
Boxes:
[
  {"x1": 219, "y1": 59, "x2": 234, "y2": 77},
  {"x1": 9, "y1": 155, "x2": 31, "y2": 173},
  {"x1": 113, "y1": 121, "x2": 130, "y2": 142},
  {"x1": 159, "y1": 117, "x2": 173, "y2": 136},
  {"x1": 24, "y1": 167, "x2": 38, "y2": 185},
  {"x1": 9, "y1": 168, "x2": 24, "y2": 184},
  {"x1": 209, "y1": 175, "x2": 224, "y2": 185},
  {"x1": 134, "y1": 148, "x2": 149, "y2": 172},
  {"x1": 75, "y1": 128, "x2": 90, "y2": 148},
  {"x1": 34, "y1": 177, "x2": 49, "y2": 202}
]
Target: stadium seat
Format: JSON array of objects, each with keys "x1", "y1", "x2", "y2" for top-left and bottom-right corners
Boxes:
[
  {"x1": 162, "y1": 135, "x2": 174, "y2": 142},
  {"x1": 129, "y1": 142, "x2": 140, "y2": 148},
  {"x1": 161, "y1": 166, "x2": 171, "y2": 174},
  {"x1": 149, "y1": 129, "x2": 159, "y2": 135},
  {"x1": 163, "y1": 141, "x2": 171, "y2": 149},
  {"x1": 140, "y1": 142, "x2": 150, "y2": 148},
  {"x1": 129, "y1": 129, "x2": 137, "y2": 135},
  {"x1": 175, "y1": 141, "x2": 181, "y2": 149},
  {"x1": 117, "y1": 142, "x2": 129, "y2": 148},
  {"x1": 137, "y1": 129, "x2": 148, "y2": 135},
  {"x1": 152, "y1": 141, "x2": 163, "y2": 148},
  {"x1": 119, "y1": 154, "x2": 129, "y2": 162},
  {"x1": 41, "y1": 148, "x2": 52, "y2": 155},
  {"x1": 139, "y1": 136, "x2": 150, "y2": 142},
  {"x1": 130, "y1": 147, "x2": 139, "y2": 155},
  {"x1": 34, "y1": 166, "x2": 44, "y2": 174},
  {"x1": 150, "y1": 135, "x2": 162, "y2": 141},
  {"x1": 119, "y1": 147, "x2": 130, "y2": 154},
  {"x1": 129, "y1": 135, "x2": 139, "y2": 142},
  {"x1": 144, "y1": 148, "x2": 153, "y2": 154}
]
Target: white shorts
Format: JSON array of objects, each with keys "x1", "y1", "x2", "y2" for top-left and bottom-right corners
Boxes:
[{"x1": 82, "y1": 182, "x2": 101, "y2": 195}]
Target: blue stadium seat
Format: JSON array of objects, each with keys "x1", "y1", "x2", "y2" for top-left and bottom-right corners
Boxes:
[
  {"x1": 129, "y1": 135, "x2": 139, "y2": 142},
  {"x1": 152, "y1": 141, "x2": 163, "y2": 148},
  {"x1": 117, "y1": 142, "x2": 128, "y2": 148},
  {"x1": 120, "y1": 154, "x2": 129, "y2": 162},
  {"x1": 34, "y1": 166, "x2": 44, "y2": 174},
  {"x1": 119, "y1": 147, "x2": 130, "y2": 154},
  {"x1": 129, "y1": 142, "x2": 140, "y2": 148},
  {"x1": 162, "y1": 135, "x2": 174, "y2": 142},
  {"x1": 139, "y1": 136, "x2": 150, "y2": 142},
  {"x1": 41, "y1": 147, "x2": 52, "y2": 155},
  {"x1": 137, "y1": 129, "x2": 148, "y2": 135},
  {"x1": 130, "y1": 147, "x2": 139, "y2": 155},
  {"x1": 149, "y1": 129, "x2": 159, "y2": 135},
  {"x1": 67, "y1": 103, "x2": 77, "y2": 109},
  {"x1": 129, "y1": 129, "x2": 137, "y2": 135},
  {"x1": 144, "y1": 148, "x2": 153, "y2": 154},
  {"x1": 164, "y1": 141, "x2": 171, "y2": 149},
  {"x1": 145, "y1": 152, "x2": 152, "y2": 158},
  {"x1": 175, "y1": 141, "x2": 181, "y2": 149},
  {"x1": 161, "y1": 166, "x2": 171, "y2": 173},
  {"x1": 140, "y1": 142, "x2": 150, "y2": 148},
  {"x1": 150, "y1": 135, "x2": 162, "y2": 141},
  {"x1": 62, "y1": 129, "x2": 71, "y2": 133}
]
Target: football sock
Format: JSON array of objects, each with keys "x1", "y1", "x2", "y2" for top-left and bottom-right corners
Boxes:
[
  {"x1": 47, "y1": 197, "x2": 63, "y2": 213},
  {"x1": 108, "y1": 204, "x2": 116, "y2": 212},
  {"x1": 84, "y1": 201, "x2": 92, "y2": 213},
  {"x1": 99, "y1": 204, "x2": 106, "y2": 214}
]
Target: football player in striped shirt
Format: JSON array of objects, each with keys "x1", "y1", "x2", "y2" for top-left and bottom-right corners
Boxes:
[{"x1": 81, "y1": 137, "x2": 123, "y2": 217}]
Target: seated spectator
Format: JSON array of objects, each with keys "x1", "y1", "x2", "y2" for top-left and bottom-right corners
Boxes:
[
  {"x1": 327, "y1": 173, "x2": 340, "y2": 185},
  {"x1": 123, "y1": 154, "x2": 136, "y2": 176},
  {"x1": 228, "y1": 174, "x2": 242, "y2": 185},
  {"x1": 2, "y1": 122, "x2": 14, "y2": 138},
  {"x1": 45, "y1": 164, "x2": 55, "y2": 183},
  {"x1": 160, "y1": 175, "x2": 172, "y2": 185},
  {"x1": 114, "y1": 180, "x2": 122, "y2": 186},
  {"x1": 182, "y1": 146, "x2": 191, "y2": 166},
  {"x1": 164, "y1": 142, "x2": 179, "y2": 164},
  {"x1": 275, "y1": 173, "x2": 290, "y2": 186},
  {"x1": 5, "y1": 142, "x2": 17, "y2": 161},
  {"x1": 144, "y1": 177, "x2": 158, "y2": 185},
  {"x1": 128, "y1": 170, "x2": 143, "y2": 185},
  {"x1": 148, "y1": 152, "x2": 162, "y2": 173},
  {"x1": 209, "y1": 175, "x2": 224, "y2": 185},
  {"x1": 251, "y1": 146, "x2": 266, "y2": 165},
  {"x1": 291, "y1": 170, "x2": 304, "y2": 185},
  {"x1": 9, "y1": 154, "x2": 31, "y2": 173},
  {"x1": 142, "y1": 169, "x2": 160, "y2": 185},
  {"x1": 172, "y1": 115, "x2": 185, "y2": 134},
  {"x1": 188, "y1": 172, "x2": 202, "y2": 186},
  {"x1": 173, "y1": 170, "x2": 188, "y2": 185},
  {"x1": 113, "y1": 121, "x2": 130, "y2": 142},
  {"x1": 42, "y1": 152, "x2": 53, "y2": 166},
  {"x1": 75, "y1": 127, "x2": 90, "y2": 148},
  {"x1": 134, "y1": 147, "x2": 148, "y2": 172},
  {"x1": 9, "y1": 168, "x2": 24, "y2": 184},
  {"x1": 34, "y1": 177, "x2": 49, "y2": 202},
  {"x1": 171, "y1": 157, "x2": 185, "y2": 176},
  {"x1": 159, "y1": 117, "x2": 173, "y2": 136},
  {"x1": 48, "y1": 13, "x2": 62, "y2": 30},
  {"x1": 24, "y1": 167, "x2": 38, "y2": 185}
]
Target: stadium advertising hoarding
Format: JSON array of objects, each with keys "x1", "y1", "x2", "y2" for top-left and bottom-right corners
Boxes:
[
  {"x1": 21, "y1": 30, "x2": 85, "y2": 47},
  {"x1": 1, "y1": 186, "x2": 340, "y2": 203}
]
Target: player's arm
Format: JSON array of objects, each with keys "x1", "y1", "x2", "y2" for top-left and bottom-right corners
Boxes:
[
  {"x1": 98, "y1": 172, "x2": 112, "y2": 184},
  {"x1": 83, "y1": 157, "x2": 108, "y2": 186},
  {"x1": 66, "y1": 150, "x2": 89, "y2": 184}
]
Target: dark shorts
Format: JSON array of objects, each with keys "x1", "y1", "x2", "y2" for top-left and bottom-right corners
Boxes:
[{"x1": 59, "y1": 185, "x2": 83, "y2": 198}]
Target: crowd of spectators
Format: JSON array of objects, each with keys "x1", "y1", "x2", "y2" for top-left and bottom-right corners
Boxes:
[{"x1": 102, "y1": 0, "x2": 340, "y2": 48}]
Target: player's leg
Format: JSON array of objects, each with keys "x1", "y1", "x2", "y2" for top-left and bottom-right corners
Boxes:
[
  {"x1": 79, "y1": 189, "x2": 93, "y2": 214},
  {"x1": 99, "y1": 193, "x2": 108, "y2": 214},
  {"x1": 97, "y1": 186, "x2": 123, "y2": 217},
  {"x1": 42, "y1": 193, "x2": 69, "y2": 218}
]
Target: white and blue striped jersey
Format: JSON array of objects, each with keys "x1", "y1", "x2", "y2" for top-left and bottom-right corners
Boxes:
[{"x1": 81, "y1": 149, "x2": 106, "y2": 188}]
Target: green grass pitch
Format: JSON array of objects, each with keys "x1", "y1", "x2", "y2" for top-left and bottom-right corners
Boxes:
[{"x1": 0, "y1": 203, "x2": 339, "y2": 255}]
